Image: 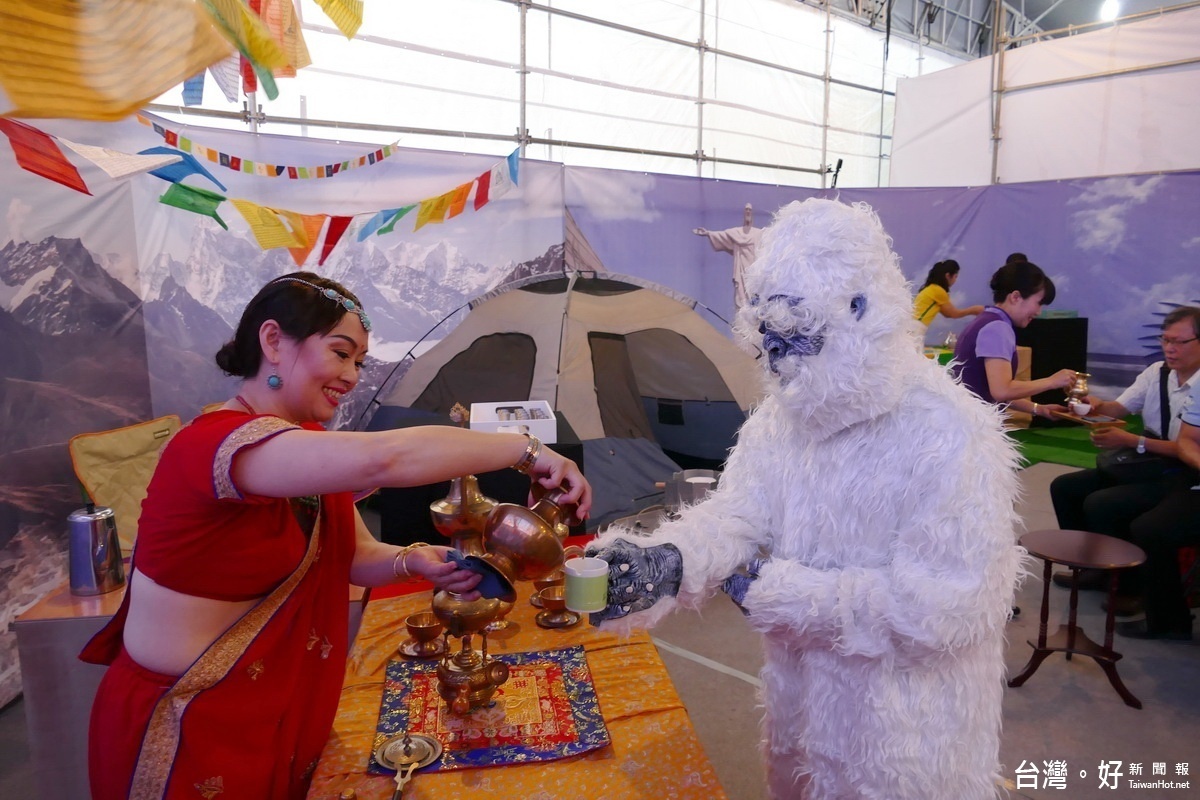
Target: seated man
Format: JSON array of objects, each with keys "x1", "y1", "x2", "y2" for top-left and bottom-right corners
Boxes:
[
  {"x1": 1118, "y1": 379, "x2": 1200, "y2": 640},
  {"x1": 1049, "y1": 306, "x2": 1200, "y2": 601}
]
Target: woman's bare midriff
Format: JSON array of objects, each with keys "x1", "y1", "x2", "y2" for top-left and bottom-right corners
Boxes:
[{"x1": 123, "y1": 570, "x2": 262, "y2": 676}]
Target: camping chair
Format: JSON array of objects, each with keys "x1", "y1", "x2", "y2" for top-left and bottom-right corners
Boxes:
[{"x1": 68, "y1": 415, "x2": 182, "y2": 556}]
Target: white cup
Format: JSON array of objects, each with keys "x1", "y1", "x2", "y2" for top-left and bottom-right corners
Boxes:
[
  {"x1": 1070, "y1": 401, "x2": 1091, "y2": 416},
  {"x1": 564, "y1": 557, "x2": 609, "y2": 613}
]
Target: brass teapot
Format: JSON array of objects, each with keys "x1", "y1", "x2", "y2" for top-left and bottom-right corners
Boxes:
[
  {"x1": 425, "y1": 478, "x2": 581, "y2": 714},
  {"x1": 1066, "y1": 372, "x2": 1090, "y2": 404}
]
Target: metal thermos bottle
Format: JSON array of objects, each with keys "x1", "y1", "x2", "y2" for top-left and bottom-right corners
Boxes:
[{"x1": 68, "y1": 504, "x2": 126, "y2": 596}]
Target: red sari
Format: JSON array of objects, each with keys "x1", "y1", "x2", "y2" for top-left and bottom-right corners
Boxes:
[{"x1": 81, "y1": 412, "x2": 357, "y2": 800}]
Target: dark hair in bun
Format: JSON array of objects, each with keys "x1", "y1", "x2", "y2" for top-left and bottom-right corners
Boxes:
[
  {"x1": 215, "y1": 272, "x2": 364, "y2": 378},
  {"x1": 988, "y1": 261, "x2": 1055, "y2": 306}
]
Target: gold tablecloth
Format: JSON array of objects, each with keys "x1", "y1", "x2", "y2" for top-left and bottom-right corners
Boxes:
[{"x1": 307, "y1": 584, "x2": 728, "y2": 799}]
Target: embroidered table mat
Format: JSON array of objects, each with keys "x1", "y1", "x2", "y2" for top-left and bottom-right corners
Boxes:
[
  {"x1": 308, "y1": 583, "x2": 728, "y2": 800},
  {"x1": 368, "y1": 645, "x2": 608, "y2": 773}
]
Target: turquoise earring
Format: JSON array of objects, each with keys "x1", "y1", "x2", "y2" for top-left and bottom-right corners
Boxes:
[{"x1": 267, "y1": 367, "x2": 283, "y2": 390}]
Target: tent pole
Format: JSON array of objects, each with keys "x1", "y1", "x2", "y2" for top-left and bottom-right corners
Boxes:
[
  {"x1": 989, "y1": 1, "x2": 1006, "y2": 185},
  {"x1": 519, "y1": 0, "x2": 529, "y2": 157},
  {"x1": 821, "y1": 0, "x2": 832, "y2": 189},
  {"x1": 696, "y1": 0, "x2": 705, "y2": 179}
]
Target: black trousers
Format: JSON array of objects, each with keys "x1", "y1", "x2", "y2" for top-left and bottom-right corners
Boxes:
[
  {"x1": 1049, "y1": 468, "x2": 1180, "y2": 539},
  {"x1": 1129, "y1": 488, "x2": 1200, "y2": 633}
]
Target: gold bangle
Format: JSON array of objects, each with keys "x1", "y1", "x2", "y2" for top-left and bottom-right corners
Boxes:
[
  {"x1": 512, "y1": 434, "x2": 542, "y2": 475},
  {"x1": 393, "y1": 542, "x2": 429, "y2": 580},
  {"x1": 1033, "y1": 402, "x2": 1040, "y2": 416}
]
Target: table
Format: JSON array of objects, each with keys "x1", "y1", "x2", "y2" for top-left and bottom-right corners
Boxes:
[
  {"x1": 10, "y1": 578, "x2": 125, "y2": 800},
  {"x1": 308, "y1": 582, "x2": 727, "y2": 799},
  {"x1": 1008, "y1": 529, "x2": 1146, "y2": 709}
]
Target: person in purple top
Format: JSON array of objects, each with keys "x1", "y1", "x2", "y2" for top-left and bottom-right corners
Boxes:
[{"x1": 950, "y1": 261, "x2": 1077, "y2": 420}]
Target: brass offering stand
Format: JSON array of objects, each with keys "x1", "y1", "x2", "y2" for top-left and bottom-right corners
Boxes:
[{"x1": 419, "y1": 403, "x2": 583, "y2": 715}]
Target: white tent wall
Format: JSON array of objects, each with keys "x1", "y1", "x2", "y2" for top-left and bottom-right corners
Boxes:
[
  {"x1": 153, "y1": 0, "x2": 967, "y2": 189},
  {"x1": 890, "y1": 5, "x2": 1200, "y2": 186}
]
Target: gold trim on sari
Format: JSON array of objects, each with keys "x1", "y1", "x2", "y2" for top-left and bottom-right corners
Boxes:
[
  {"x1": 213, "y1": 417, "x2": 301, "y2": 500},
  {"x1": 127, "y1": 513, "x2": 322, "y2": 798}
]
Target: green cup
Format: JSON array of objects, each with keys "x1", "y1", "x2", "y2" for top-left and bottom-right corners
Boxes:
[{"x1": 564, "y1": 557, "x2": 609, "y2": 613}]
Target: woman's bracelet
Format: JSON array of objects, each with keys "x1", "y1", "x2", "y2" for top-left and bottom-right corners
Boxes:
[
  {"x1": 1033, "y1": 402, "x2": 1040, "y2": 417},
  {"x1": 392, "y1": 542, "x2": 429, "y2": 580},
  {"x1": 511, "y1": 434, "x2": 542, "y2": 475}
]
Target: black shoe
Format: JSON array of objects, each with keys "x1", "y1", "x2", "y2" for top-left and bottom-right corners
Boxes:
[
  {"x1": 1101, "y1": 596, "x2": 1144, "y2": 617},
  {"x1": 1051, "y1": 568, "x2": 1109, "y2": 591},
  {"x1": 1115, "y1": 620, "x2": 1192, "y2": 641}
]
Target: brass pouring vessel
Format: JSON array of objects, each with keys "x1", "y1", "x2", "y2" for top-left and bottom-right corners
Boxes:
[{"x1": 426, "y1": 476, "x2": 580, "y2": 714}]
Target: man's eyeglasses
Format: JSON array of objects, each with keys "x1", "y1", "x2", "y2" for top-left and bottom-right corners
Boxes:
[{"x1": 1158, "y1": 335, "x2": 1198, "y2": 347}]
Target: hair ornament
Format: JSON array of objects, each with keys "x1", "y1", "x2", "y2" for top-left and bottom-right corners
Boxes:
[{"x1": 272, "y1": 276, "x2": 372, "y2": 332}]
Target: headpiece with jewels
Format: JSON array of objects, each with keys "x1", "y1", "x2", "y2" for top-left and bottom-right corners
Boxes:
[{"x1": 272, "y1": 276, "x2": 372, "y2": 332}]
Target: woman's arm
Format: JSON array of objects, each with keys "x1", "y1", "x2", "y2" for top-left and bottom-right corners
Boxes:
[
  {"x1": 348, "y1": 507, "x2": 481, "y2": 594},
  {"x1": 983, "y1": 358, "x2": 1077, "y2": 410},
  {"x1": 233, "y1": 426, "x2": 591, "y2": 515},
  {"x1": 940, "y1": 301, "x2": 985, "y2": 319}
]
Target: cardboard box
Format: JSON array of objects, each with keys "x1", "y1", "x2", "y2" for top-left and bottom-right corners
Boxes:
[{"x1": 470, "y1": 401, "x2": 557, "y2": 443}]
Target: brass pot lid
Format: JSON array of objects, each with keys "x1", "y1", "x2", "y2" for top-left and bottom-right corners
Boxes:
[{"x1": 375, "y1": 733, "x2": 443, "y2": 771}]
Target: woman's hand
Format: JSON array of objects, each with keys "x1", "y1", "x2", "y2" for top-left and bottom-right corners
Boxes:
[
  {"x1": 1049, "y1": 369, "x2": 1078, "y2": 390},
  {"x1": 527, "y1": 448, "x2": 593, "y2": 520},
  {"x1": 403, "y1": 545, "x2": 482, "y2": 599},
  {"x1": 1036, "y1": 402, "x2": 1067, "y2": 419}
]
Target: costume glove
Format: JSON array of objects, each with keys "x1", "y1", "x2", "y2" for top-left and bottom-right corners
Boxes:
[
  {"x1": 585, "y1": 538, "x2": 683, "y2": 623},
  {"x1": 721, "y1": 558, "x2": 767, "y2": 614}
]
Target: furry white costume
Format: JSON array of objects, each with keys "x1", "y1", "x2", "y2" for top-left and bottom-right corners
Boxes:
[{"x1": 588, "y1": 199, "x2": 1023, "y2": 799}]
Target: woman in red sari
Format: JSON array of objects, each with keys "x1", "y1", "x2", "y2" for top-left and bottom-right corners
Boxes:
[{"x1": 82, "y1": 272, "x2": 591, "y2": 799}]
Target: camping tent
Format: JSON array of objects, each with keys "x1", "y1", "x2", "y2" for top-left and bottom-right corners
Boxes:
[{"x1": 376, "y1": 271, "x2": 762, "y2": 464}]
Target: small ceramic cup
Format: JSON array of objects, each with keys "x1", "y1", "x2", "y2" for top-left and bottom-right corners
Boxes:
[{"x1": 564, "y1": 556, "x2": 609, "y2": 613}]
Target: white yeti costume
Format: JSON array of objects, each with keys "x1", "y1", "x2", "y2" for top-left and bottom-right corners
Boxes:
[{"x1": 589, "y1": 199, "x2": 1023, "y2": 799}]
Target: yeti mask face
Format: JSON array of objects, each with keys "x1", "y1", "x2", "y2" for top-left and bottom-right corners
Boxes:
[
  {"x1": 734, "y1": 199, "x2": 914, "y2": 431},
  {"x1": 750, "y1": 291, "x2": 870, "y2": 375}
]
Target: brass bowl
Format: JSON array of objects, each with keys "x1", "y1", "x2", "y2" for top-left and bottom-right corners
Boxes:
[
  {"x1": 539, "y1": 585, "x2": 567, "y2": 614},
  {"x1": 431, "y1": 591, "x2": 502, "y2": 637},
  {"x1": 406, "y1": 611, "x2": 444, "y2": 655},
  {"x1": 533, "y1": 569, "x2": 564, "y2": 595}
]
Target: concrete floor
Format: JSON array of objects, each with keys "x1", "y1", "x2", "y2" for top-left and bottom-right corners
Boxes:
[{"x1": 3, "y1": 463, "x2": 1197, "y2": 798}]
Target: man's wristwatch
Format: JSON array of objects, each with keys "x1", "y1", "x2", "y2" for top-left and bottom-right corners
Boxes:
[{"x1": 1136, "y1": 435, "x2": 1147, "y2": 454}]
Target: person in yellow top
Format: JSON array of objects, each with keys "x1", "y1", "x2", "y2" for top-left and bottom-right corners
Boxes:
[{"x1": 913, "y1": 259, "x2": 985, "y2": 326}]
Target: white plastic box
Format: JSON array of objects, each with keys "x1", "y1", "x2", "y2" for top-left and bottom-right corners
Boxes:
[{"x1": 469, "y1": 400, "x2": 557, "y2": 443}]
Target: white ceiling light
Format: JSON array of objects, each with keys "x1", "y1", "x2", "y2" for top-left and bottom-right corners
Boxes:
[{"x1": 1100, "y1": 0, "x2": 1121, "y2": 21}]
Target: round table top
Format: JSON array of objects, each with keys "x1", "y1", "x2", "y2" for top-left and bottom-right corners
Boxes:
[{"x1": 1019, "y1": 529, "x2": 1146, "y2": 570}]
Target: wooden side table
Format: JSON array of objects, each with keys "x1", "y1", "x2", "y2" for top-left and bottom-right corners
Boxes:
[{"x1": 1008, "y1": 529, "x2": 1146, "y2": 709}]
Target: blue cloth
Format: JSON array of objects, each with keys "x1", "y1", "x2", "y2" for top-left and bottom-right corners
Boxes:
[{"x1": 446, "y1": 549, "x2": 516, "y2": 601}]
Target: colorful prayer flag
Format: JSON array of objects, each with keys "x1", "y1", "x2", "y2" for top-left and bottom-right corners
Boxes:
[
  {"x1": 358, "y1": 208, "x2": 402, "y2": 241},
  {"x1": 0, "y1": 119, "x2": 90, "y2": 194},
  {"x1": 0, "y1": 0, "x2": 231, "y2": 121},
  {"x1": 158, "y1": 183, "x2": 227, "y2": 229},
  {"x1": 140, "y1": 146, "x2": 228, "y2": 191},
  {"x1": 230, "y1": 199, "x2": 300, "y2": 250},
  {"x1": 58, "y1": 139, "x2": 183, "y2": 180},
  {"x1": 315, "y1": 0, "x2": 364, "y2": 39},
  {"x1": 377, "y1": 205, "x2": 416, "y2": 235},
  {"x1": 473, "y1": 169, "x2": 492, "y2": 211},
  {"x1": 446, "y1": 182, "x2": 473, "y2": 219},
  {"x1": 281, "y1": 211, "x2": 327, "y2": 266},
  {"x1": 414, "y1": 191, "x2": 455, "y2": 231},
  {"x1": 319, "y1": 216, "x2": 354, "y2": 265}
]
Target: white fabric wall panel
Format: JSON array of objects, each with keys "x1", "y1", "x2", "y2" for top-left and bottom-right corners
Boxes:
[
  {"x1": 890, "y1": 6, "x2": 1200, "y2": 186},
  {"x1": 997, "y1": 66, "x2": 1200, "y2": 183},
  {"x1": 890, "y1": 57, "x2": 995, "y2": 187}
]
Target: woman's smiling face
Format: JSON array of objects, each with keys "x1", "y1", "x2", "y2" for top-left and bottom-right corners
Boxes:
[{"x1": 276, "y1": 313, "x2": 369, "y2": 423}]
